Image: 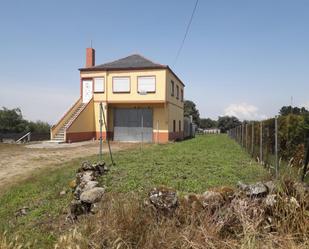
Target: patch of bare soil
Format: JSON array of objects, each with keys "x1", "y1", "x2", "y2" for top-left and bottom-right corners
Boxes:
[{"x1": 0, "y1": 141, "x2": 136, "y2": 191}]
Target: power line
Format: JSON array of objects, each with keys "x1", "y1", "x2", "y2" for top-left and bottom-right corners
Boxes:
[{"x1": 174, "y1": 0, "x2": 199, "y2": 65}]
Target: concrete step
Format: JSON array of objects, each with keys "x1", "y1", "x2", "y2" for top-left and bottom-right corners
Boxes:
[{"x1": 53, "y1": 103, "x2": 86, "y2": 141}]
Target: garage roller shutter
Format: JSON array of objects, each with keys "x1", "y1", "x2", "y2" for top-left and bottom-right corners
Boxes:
[{"x1": 114, "y1": 108, "x2": 153, "y2": 142}]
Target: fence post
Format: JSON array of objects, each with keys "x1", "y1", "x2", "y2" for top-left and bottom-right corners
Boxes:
[
  {"x1": 239, "y1": 125, "x2": 241, "y2": 144},
  {"x1": 260, "y1": 121, "x2": 263, "y2": 164},
  {"x1": 301, "y1": 138, "x2": 309, "y2": 182},
  {"x1": 242, "y1": 123, "x2": 244, "y2": 147},
  {"x1": 245, "y1": 123, "x2": 248, "y2": 151},
  {"x1": 251, "y1": 122, "x2": 254, "y2": 156},
  {"x1": 275, "y1": 116, "x2": 279, "y2": 178},
  {"x1": 234, "y1": 127, "x2": 236, "y2": 140}
]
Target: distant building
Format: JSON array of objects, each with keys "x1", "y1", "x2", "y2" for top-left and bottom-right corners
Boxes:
[{"x1": 203, "y1": 128, "x2": 221, "y2": 134}]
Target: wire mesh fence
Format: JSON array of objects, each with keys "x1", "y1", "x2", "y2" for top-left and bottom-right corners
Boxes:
[{"x1": 228, "y1": 114, "x2": 309, "y2": 181}]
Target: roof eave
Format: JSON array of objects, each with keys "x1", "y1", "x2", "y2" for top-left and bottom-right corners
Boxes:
[
  {"x1": 78, "y1": 65, "x2": 185, "y2": 87},
  {"x1": 166, "y1": 66, "x2": 185, "y2": 87},
  {"x1": 79, "y1": 66, "x2": 167, "y2": 72}
]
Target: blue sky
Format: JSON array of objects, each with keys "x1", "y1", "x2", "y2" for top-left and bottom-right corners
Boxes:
[{"x1": 0, "y1": 0, "x2": 308, "y2": 123}]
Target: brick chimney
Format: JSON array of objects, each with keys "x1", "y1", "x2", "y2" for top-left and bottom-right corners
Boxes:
[{"x1": 86, "y1": 48, "x2": 95, "y2": 67}]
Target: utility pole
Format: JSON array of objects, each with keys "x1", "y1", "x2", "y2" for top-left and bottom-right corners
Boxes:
[
  {"x1": 99, "y1": 102, "x2": 103, "y2": 161},
  {"x1": 99, "y1": 102, "x2": 114, "y2": 165}
]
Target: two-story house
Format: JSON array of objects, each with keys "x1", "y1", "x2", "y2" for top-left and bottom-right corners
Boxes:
[{"x1": 51, "y1": 48, "x2": 185, "y2": 143}]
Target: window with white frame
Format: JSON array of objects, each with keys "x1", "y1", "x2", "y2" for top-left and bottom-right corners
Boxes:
[
  {"x1": 94, "y1": 78, "x2": 105, "y2": 92},
  {"x1": 137, "y1": 76, "x2": 156, "y2": 93},
  {"x1": 113, "y1": 77, "x2": 130, "y2": 93}
]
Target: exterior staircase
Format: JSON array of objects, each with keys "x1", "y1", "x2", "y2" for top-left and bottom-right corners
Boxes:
[{"x1": 51, "y1": 103, "x2": 86, "y2": 142}]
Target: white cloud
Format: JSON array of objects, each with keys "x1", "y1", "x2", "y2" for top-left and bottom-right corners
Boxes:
[
  {"x1": 302, "y1": 101, "x2": 309, "y2": 110},
  {"x1": 224, "y1": 103, "x2": 267, "y2": 121}
]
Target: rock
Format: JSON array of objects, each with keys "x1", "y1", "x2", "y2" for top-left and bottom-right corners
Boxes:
[
  {"x1": 92, "y1": 162, "x2": 106, "y2": 175},
  {"x1": 247, "y1": 182, "x2": 268, "y2": 196},
  {"x1": 78, "y1": 161, "x2": 106, "y2": 176},
  {"x1": 80, "y1": 161, "x2": 94, "y2": 172},
  {"x1": 74, "y1": 181, "x2": 99, "y2": 199},
  {"x1": 73, "y1": 181, "x2": 99, "y2": 200},
  {"x1": 264, "y1": 194, "x2": 277, "y2": 207},
  {"x1": 200, "y1": 191, "x2": 224, "y2": 209},
  {"x1": 237, "y1": 181, "x2": 268, "y2": 197},
  {"x1": 264, "y1": 181, "x2": 276, "y2": 193},
  {"x1": 90, "y1": 203, "x2": 100, "y2": 214},
  {"x1": 80, "y1": 187, "x2": 105, "y2": 204},
  {"x1": 60, "y1": 190, "x2": 66, "y2": 196},
  {"x1": 69, "y1": 200, "x2": 91, "y2": 216},
  {"x1": 15, "y1": 206, "x2": 29, "y2": 217},
  {"x1": 237, "y1": 181, "x2": 248, "y2": 191},
  {"x1": 83, "y1": 181, "x2": 99, "y2": 192},
  {"x1": 76, "y1": 171, "x2": 95, "y2": 184},
  {"x1": 68, "y1": 161, "x2": 108, "y2": 218},
  {"x1": 73, "y1": 185, "x2": 83, "y2": 199},
  {"x1": 149, "y1": 187, "x2": 178, "y2": 211}
]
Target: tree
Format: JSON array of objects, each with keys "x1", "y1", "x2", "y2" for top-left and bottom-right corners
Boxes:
[
  {"x1": 279, "y1": 105, "x2": 309, "y2": 116},
  {"x1": 0, "y1": 107, "x2": 50, "y2": 134},
  {"x1": 28, "y1": 121, "x2": 50, "y2": 133},
  {"x1": 184, "y1": 100, "x2": 200, "y2": 125},
  {"x1": 199, "y1": 118, "x2": 217, "y2": 129},
  {"x1": 217, "y1": 116, "x2": 241, "y2": 133},
  {"x1": 0, "y1": 107, "x2": 28, "y2": 133}
]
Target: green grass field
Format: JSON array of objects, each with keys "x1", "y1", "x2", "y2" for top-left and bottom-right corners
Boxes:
[
  {"x1": 101, "y1": 134, "x2": 270, "y2": 193},
  {"x1": 0, "y1": 134, "x2": 270, "y2": 248}
]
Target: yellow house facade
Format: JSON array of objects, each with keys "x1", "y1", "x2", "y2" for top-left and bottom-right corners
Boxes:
[{"x1": 51, "y1": 48, "x2": 185, "y2": 143}]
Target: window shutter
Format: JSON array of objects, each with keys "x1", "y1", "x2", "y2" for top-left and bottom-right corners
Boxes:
[
  {"x1": 138, "y1": 76, "x2": 156, "y2": 93},
  {"x1": 94, "y1": 78, "x2": 104, "y2": 92},
  {"x1": 113, "y1": 77, "x2": 130, "y2": 92}
]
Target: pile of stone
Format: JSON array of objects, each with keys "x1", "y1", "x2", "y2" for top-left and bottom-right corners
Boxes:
[
  {"x1": 147, "y1": 180, "x2": 309, "y2": 216},
  {"x1": 147, "y1": 187, "x2": 178, "y2": 214},
  {"x1": 68, "y1": 161, "x2": 108, "y2": 220}
]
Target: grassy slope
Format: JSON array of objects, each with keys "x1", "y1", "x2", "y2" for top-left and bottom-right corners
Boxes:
[
  {"x1": 0, "y1": 135, "x2": 269, "y2": 247},
  {"x1": 101, "y1": 134, "x2": 270, "y2": 193}
]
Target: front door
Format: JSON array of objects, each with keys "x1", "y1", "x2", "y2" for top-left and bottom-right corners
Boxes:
[{"x1": 82, "y1": 80, "x2": 93, "y2": 103}]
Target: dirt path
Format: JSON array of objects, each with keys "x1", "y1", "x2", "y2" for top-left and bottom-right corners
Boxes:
[{"x1": 0, "y1": 141, "x2": 136, "y2": 190}]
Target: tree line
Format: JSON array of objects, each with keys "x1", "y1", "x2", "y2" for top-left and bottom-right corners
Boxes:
[
  {"x1": 184, "y1": 100, "x2": 309, "y2": 133},
  {"x1": 2, "y1": 103, "x2": 308, "y2": 135},
  {"x1": 184, "y1": 100, "x2": 241, "y2": 132},
  {"x1": 0, "y1": 107, "x2": 50, "y2": 134}
]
